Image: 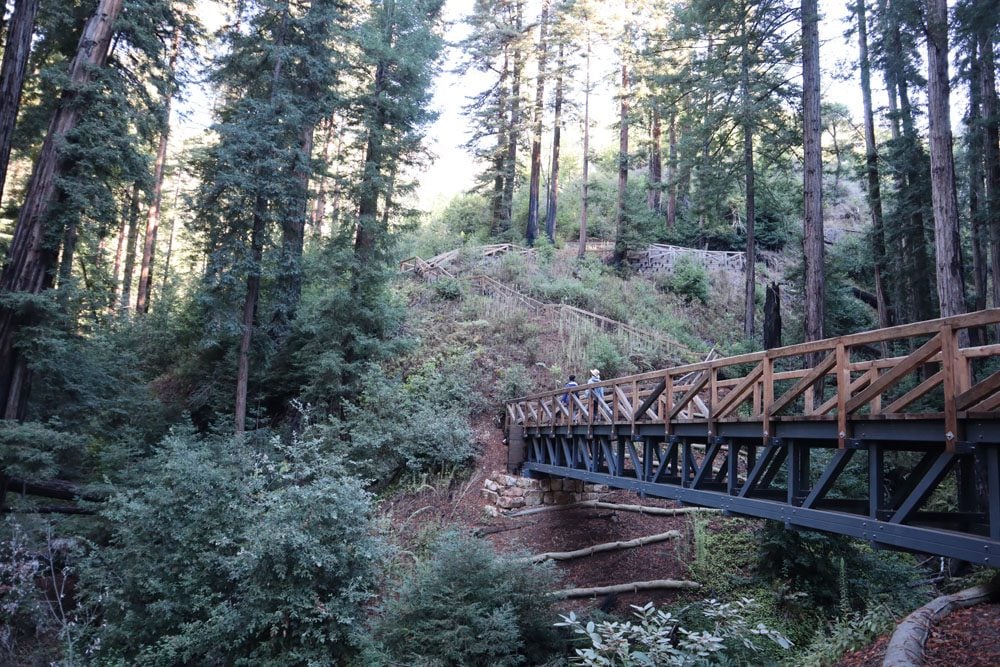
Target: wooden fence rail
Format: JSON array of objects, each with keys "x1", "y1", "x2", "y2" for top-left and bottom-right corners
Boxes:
[{"x1": 508, "y1": 308, "x2": 1000, "y2": 452}]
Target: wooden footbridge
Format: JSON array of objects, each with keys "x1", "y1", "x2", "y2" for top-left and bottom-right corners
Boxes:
[{"x1": 505, "y1": 310, "x2": 1000, "y2": 566}]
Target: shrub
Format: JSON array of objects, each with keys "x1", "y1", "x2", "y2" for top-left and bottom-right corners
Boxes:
[
  {"x1": 79, "y1": 427, "x2": 383, "y2": 666},
  {"x1": 556, "y1": 598, "x2": 791, "y2": 666},
  {"x1": 655, "y1": 258, "x2": 709, "y2": 305},
  {"x1": 432, "y1": 277, "x2": 464, "y2": 301},
  {"x1": 499, "y1": 364, "x2": 532, "y2": 401},
  {"x1": 377, "y1": 531, "x2": 562, "y2": 666}
]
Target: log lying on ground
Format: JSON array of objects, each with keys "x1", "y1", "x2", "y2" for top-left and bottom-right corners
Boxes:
[
  {"x1": 551, "y1": 579, "x2": 700, "y2": 599},
  {"x1": 521, "y1": 530, "x2": 682, "y2": 563},
  {"x1": 4, "y1": 476, "x2": 108, "y2": 502},
  {"x1": 882, "y1": 575, "x2": 1000, "y2": 667},
  {"x1": 507, "y1": 500, "x2": 722, "y2": 518}
]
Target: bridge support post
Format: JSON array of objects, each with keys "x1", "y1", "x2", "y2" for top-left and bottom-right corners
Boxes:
[
  {"x1": 985, "y1": 445, "x2": 1000, "y2": 541},
  {"x1": 869, "y1": 442, "x2": 884, "y2": 518},
  {"x1": 507, "y1": 425, "x2": 526, "y2": 473}
]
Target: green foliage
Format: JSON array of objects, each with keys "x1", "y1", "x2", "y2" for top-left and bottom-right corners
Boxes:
[
  {"x1": 0, "y1": 421, "x2": 85, "y2": 480},
  {"x1": 377, "y1": 531, "x2": 562, "y2": 666},
  {"x1": 499, "y1": 364, "x2": 533, "y2": 401},
  {"x1": 79, "y1": 426, "x2": 382, "y2": 666},
  {"x1": 433, "y1": 277, "x2": 465, "y2": 301},
  {"x1": 796, "y1": 604, "x2": 897, "y2": 667},
  {"x1": 756, "y1": 522, "x2": 928, "y2": 617},
  {"x1": 557, "y1": 599, "x2": 791, "y2": 666},
  {"x1": 322, "y1": 357, "x2": 479, "y2": 485},
  {"x1": 584, "y1": 335, "x2": 634, "y2": 378},
  {"x1": 655, "y1": 258, "x2": 710, "y2": 305}
]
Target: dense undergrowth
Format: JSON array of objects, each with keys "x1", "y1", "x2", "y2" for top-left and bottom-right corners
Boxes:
[{"x1": 0, "y1": 243, "x2": 979, "y2": 666}]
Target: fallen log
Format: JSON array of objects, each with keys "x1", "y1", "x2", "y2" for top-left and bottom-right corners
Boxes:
[
  {"x1": 551, "y1": 579, "x2": 700, "y2": 599},
  {"x1": 4, "y1": 476, "x2": 108, "y2": 502},
  {"x1": 521, "y1": 529, "x2": 682, "y2": 563},
  {"x1": 506, "y1": 500, "x2": 722, "y2": 518}
]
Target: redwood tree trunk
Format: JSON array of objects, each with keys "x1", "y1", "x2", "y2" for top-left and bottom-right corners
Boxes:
[
  {"x1": 525, "y1": 0, "x2": 549, "y2": 246},
  {"x1": 857, "y1": 0, "x2": 892, "y2": 328},
  {"x1": 666, "y1": 112, "x2": 677, "y2": 229},
  {"x1": 0, "y1": 0, "x2": 124, "y2": 419},
  {"x1": 501, "y1": 0, "x2": 523, "y2": 228},
  {"x1": 925, "y1": 0, "x2": 966, "y2": 321},
  {"x1": 741, "y1": 18, "x2": 756, "y2": 339},
  {"x1": 613, "y1": 63, "x2": 630, "y2": 266},
  {"x1": 119, "y1": 183, "x2": 141, "y2": 311},
  {"x1": 967, "y1": 41, "x2": 988, "y2": 313},
  {"x1": 982, "y1": 32, "x2": 1000, "y2": 309},
  {"x1": 0, "y1": 0, "x2": 39, "y2": 208},
  {"x1": 544, "y1": 43, "x2": 563, "y2": 243},
  {"x1": 801, "y1": 0, "x2": 824, "y2": 343},
  {"x1": 235, "y1": 196, "x2": 266, "y2": 436},
  {"x1": 577, "y1": 42, "x2": 590, "y2": 259},
  {"x1": 136, "y1": 25, "x2": 181, "y2": 314},
  {"x1": 648, "y1": 109, "x2": 662, "y2": 213}
]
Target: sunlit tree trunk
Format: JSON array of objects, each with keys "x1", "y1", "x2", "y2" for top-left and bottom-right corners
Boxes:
[
  {"x1": 525, "y1": 0, "x2": 549, "y2": 246},
  {"x1": 0, "y1": 0, "x2": 39, "y2": 208},
  {"x1": 544, "y1": 43, "x2": 563, "y2": 243},
  {"x1": 0, "y1": 0, "x2": 125, "y2": 419},
  {"x1": 925, "y1": 0, "x2": 965, "y2": 322},
  {"x1": 802, "y1": 0, "x2": 824, "y2": 343}
]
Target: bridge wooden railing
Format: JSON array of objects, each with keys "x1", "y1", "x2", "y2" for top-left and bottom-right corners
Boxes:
[{"x1": 508, "y1": 309, "x2": 1000, "y2": 451}]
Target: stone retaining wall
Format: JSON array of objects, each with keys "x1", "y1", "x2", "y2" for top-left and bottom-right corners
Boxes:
[{"x1": 482, "y1": 474, "x2": 609, "y2": 517}]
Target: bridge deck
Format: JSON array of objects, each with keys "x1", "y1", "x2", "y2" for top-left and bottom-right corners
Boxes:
[{"x1": 506, "y1": 310, "x2": 1000, "y2": 566}]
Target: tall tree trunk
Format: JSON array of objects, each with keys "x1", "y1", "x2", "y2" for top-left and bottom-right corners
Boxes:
[
  {"x1": 741, "y1": 18, "x2": 756, "y2": 340},
  {"x1": 0, "y1": 0, "x2": 124, "y2": 420},
  {"x1": 982, "y1": 31, "x2": 1000, "y2": 309},
  {"x1": 613, "y1": 62, "x2": 630, "y2": 266},
  {"x1": 119, "y1": 183, "x2": 141, "y2": 312},
  {"x1": 310, "y1": 116, "x2": 335, "y2": 239},
  {"x1": 136, "y1": 25, "x2": 181, "y2": 315},
  {"x1": 801, "y1": 0, "x2": 824, "y2": 343},
  {"x1": 501, "y1": 0, "x2": 523, "y2": 228},
  {"x1": 967, "y1": 40, "x2": 988, "y2": 313},
  {"x1": 235, "y1": 195, "x2": 266, "y2": 436},
  {"x1": 490, "y1": 50, "x2": 509, "y2": 236},
  {"x1": 525, "y1": 0, "x2": 549, "y2": 246},
  {"x1": 544, "y1": 43, "x2": 563, "y2": 244},
  {"x1": 354, "y1": 61, "x2": 387, "y2": 272},
  {"x1": 925, "y1": 0, "x2": 966, "y2": 322},
  {"x1": 110, "y1": 195, "x2": 127, "y2": 309},
  {"x1": 856, "y1": 0, "x2": 892, "y2": 328},
  {"x1": 0, "y1": 0, "x2": 39, "y2": 208},
  {"x1": 271, "y1": 122, "x2": 313, "y2": 338},
  {"x1": 666, "y1": 112, "x2": 677, "y2": 229},
  {"x1": 648, "y1": 109, "x2": 662, "y2": 213},
  {"x1": 159, "y1": 182, "x2": 180, "y2": 295},
  {"x1": 577, "y1": 39, "x2": 590, "y2": 259}
]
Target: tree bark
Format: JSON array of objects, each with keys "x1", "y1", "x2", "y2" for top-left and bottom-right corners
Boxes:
[
  {"x1": 741, "y1": 16, "x2": 756, "y2": 339},
  {"x1": 982, "y1": 31, "x2": 1000, "y2": 309},
  {"x1": 0, "y1": 0, "x2": 39, "y2": 209},
  {"x1": 856, "y1": 0, "x2": 892, "y2": 328},
  {"x1": 525, "y1": 0, "x2": 549, "y2": 246},
  {"x1": 577, "y1": 40, "x2": 590, "y2": 259},
  {"x1": 271, "y1": 122, "x2": 313, "y2": 337},
  {"x1": 764, "y1": 282, "x2": 781, "y2": 349},
  {"x1": 310, "y1": 116, "x2": 335, "y2": 239},
  {"x1": 136, "y1": 25, "x2": 181, "y2": 315},
  {"x1": 648, "y1": 109, "x2": 662, "y2": 213},
  {"x1": 119, "y1": 183, "x2": 141, "y2": 312},
  {"x1": 524, "y1": 530, "x2": 681, "y2": 563},
  {"x1": 666, "y1": 112, "x2": 677, "y2": 229},
  {"x1": 613, "y1": 62, "x2": 630, "y2": 266},
  {"x1": 490, "y1": 50, "x2": 509, "y2": 236},
  {"x1": 801, "y1": 0, "x2": 824, "y2": 343},
  {"x1": 925, "y1": 0, "x2": 966, "y2": 322},
  {"x1": 501, "y1": 0, "x2": 523, "y2": 229},
  {"x1": 552, "y1": 579, "x2": 700, "y2": 599},
  {"x1": 967, "y1": 40, "x2": 988, "y2": 313},
  {"x1": 235, "y1": 195, "x2": 266, "y2": 436},
  {"x1": 0, "y1": 0, "x2": 125, "y2": 420},
  {"x1": 544, "y1": 42, "x2": 563, "y2": 243}
]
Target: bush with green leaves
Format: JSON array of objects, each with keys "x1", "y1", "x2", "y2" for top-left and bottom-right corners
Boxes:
[
  {"x1": 78, "y1": 427, "x2": 383, "y2": 666},
  {"x1": 556, "y1": 598, "x2": 791, "y2": 666},
  {"x1": 654, "y1": 258, "x2": 710, "y2": 305},
  {"x1": 756, "y1": 521, "x2": 928, "y2": 616},
  {"x1": 432, "y1": 276, "x2": 465, "y2": 301},
  {"x1": 323, "y1": 357, "x2": 478, "y2": 486},
  {"x1": 376, "y1": 531, "x2": 562, "y2": 666}
]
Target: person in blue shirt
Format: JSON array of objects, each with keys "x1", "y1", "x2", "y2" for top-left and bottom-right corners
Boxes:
[{"x1": 561, "y1": 374, "x2": 577, "y2": 405}]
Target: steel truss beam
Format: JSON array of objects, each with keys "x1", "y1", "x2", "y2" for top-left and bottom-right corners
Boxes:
[{"x1": 520, "y1": 431, "x2": 1000, "y2": 566}]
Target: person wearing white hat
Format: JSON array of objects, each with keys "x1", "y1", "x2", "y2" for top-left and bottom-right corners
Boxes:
[{"x1": 587, "y1": 368, "x2": 604, "y2": 404}]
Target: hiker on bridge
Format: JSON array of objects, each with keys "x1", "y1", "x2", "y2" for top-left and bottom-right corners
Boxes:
[
  {"x1": 587, "y1": 369, "x2": 604, "y2": 402},
  {"x1": 561, "y1": 375, "x2": 577, "y2": 405}
]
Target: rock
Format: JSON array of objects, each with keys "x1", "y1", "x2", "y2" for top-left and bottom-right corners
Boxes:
[
  {"x1": 484, "y1": 479, "x2": 500, "y2": 492},
  {"x1": 482, "y1": 490, "x2": 500, "y2": 504},
  {"x1": 524, "y1": 492, "x2": 543, "y2": 506},
  {"x1": 483, "y1": 505, "x2": 500, "y2": 518}
]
